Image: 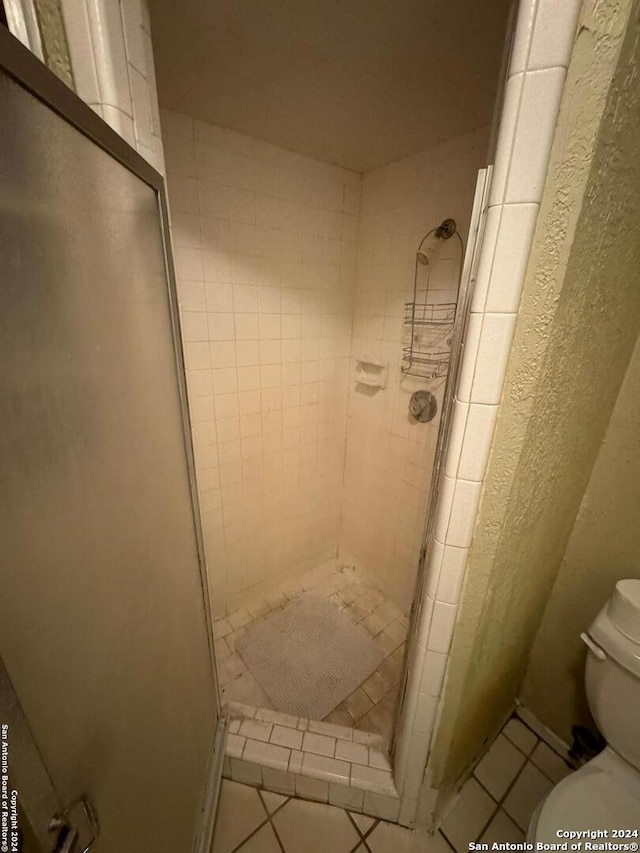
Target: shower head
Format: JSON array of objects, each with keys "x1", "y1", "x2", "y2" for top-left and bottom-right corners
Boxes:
[{"x1": 416, "y1": 219, "x2": 457, "y2": 268}]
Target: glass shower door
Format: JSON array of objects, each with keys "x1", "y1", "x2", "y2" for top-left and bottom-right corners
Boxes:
[{"x1": 0, "y1": 30, "x2": 219, "y2": 853}]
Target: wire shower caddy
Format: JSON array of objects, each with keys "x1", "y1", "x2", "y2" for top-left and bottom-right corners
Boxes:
[{"x1": 402, "y1": 218, "x2": 464, "y2": 380}]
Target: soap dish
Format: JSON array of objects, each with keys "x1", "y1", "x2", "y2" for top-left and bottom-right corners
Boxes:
[{"x1": 355, "y1": 357, "x2": 387, "y2": 389}]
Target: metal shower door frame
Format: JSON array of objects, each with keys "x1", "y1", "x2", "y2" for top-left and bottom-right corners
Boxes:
[
  {"x1": 392, "y1": 167, "x2": 493, "y2": 769},
  {"x1": 0, "y1": 24, "x2": 222, "y2": 850}
]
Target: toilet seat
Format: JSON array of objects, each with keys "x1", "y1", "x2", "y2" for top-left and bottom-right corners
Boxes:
[{"x1": 530, "y1": 749, "x2": 640, "y2": 843}]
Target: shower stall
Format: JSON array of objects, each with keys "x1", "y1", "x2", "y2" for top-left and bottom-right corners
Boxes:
[
  {"x1": 0, "y1": 0, "x2": 525, "y2": 838},
  {"x1": 163, "y1": 110, "x2": 491, "y2": 744}
]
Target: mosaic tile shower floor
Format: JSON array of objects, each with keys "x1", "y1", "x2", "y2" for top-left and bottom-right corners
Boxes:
[{"x1": 214, "y1": 560, "x2": 409, "y2": 744}]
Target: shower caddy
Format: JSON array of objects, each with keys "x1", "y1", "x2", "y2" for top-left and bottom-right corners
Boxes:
[{"x1": 402, "y1": 218, "x2": 464, "y2": 379}]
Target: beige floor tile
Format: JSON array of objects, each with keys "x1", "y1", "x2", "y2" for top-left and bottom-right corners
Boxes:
[
  {"x1": 324, "y1": 704, "x2": 355, "y2": 727},
  {"x1": 355, "y1": 693, "x2": 397, "y2": 742},
  {"x1": 220, "y1": 670, "x2": 274, "y2": 709},
  {"x1": 350, "y1": 812, "x2": 375, "y2": 834},
  {"x1": 367, "y1": 822, "x2": 452, "y2": 853},
  {"x1": 375, "y1": 632, "x2": 400, "y2": 658},
  {"x1": 214, "y1": 618, "x2": 232, "y2": 639},
  {"x1": 530, "y1": 741, "x2": 572, "y2": 783},
  {"x1": 363, "y1": 611, "x2": 389, "y2": 637},
  {"x1": 272, "y1": 798, "x2": 359, "y2": 853},
  {"x1": 237, "y1": 823, "x2": 281, "y2": 852},
  {"x1": 342, "y1": 686, "x2": 374, "y2": 721},
  {"x1": 480, "y1": 809, "x2": 525, "y2": 844},
  {"x1": 441, "y1": 778, "x2": 496, "y2": 853},
  {"x1": 502, "y1": 718, "x2": 538, "y2": 756},
  {"x1": 378, "y1": 649, "x2": 404, "y2": 686},
  {"x1": 503, "y1": 763, "x2": 554, "y2": 830},
  {"x1": 259, "y1": 790, "x2": 288, "y2": 814},
  {"x1": 212, "y1": 780, "x2": 267, "y2": 853},
  {"x1": 474, "y1": 734, "x2": 527, "y2": 800},
  {"x1": 362, "y1": 671, "x2": 392, "y2": 704}
]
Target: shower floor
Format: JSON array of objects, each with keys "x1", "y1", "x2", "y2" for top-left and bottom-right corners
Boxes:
[{"x1": 213, "y1": 559, "x2": 408, "y2": 744}]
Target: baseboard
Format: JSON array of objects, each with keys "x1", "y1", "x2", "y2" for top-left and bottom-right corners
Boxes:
[{"x1": 515, "y1": 700, "x2": 571, "y2": 760}]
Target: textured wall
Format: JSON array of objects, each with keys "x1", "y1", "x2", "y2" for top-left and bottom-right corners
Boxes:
[
  {"x1": 522, "y1": 336, "x2": 640, "y2": 740},
  {"x1": 341, "y1": 127, "x2": 489, "y2": 612},
  {"x1": 430, "y1": 0, "x2": 640, "y2": 793}
]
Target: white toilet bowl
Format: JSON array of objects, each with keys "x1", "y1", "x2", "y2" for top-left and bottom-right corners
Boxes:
[{"x1": 529, "y1": 579, "x2": 640, "y2": 841}]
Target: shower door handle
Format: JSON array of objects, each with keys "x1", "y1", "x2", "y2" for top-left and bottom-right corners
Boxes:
[
  {"x1": 50, "y1": 824, "x2": 79, "y2": 853},
  {"x1": 49, "y1": 795, "x2": 99, "y2": 853}
]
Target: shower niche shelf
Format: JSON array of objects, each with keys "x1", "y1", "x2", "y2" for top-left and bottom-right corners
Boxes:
[
  {"x1": 402, "y1": 218, "x2": 463, "y2": 380},
  {"x1": 355, "y1": 356, "x2": 387, "y2": 389}
]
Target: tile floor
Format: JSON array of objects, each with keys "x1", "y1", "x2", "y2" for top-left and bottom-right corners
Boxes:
[
  {"x1": 440, "y1": 715, "x2": 574, "y2": 851},
  {"x1": 214, "y1": 713, "x2": 574, "y2": 852},
  {"x1": 213, "y1": 778, "x2": 452, "y2": 853},
  {"x1": 214, "y1": 560, "x2": 409, "y2": 744}
]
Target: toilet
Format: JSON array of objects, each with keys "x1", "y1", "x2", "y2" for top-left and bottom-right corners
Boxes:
[{"x1": 529, "y1": 579, "x2": 640, "y2": 841}]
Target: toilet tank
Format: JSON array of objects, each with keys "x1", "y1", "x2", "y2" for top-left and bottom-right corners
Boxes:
[{"x1": 584, "y1": 580, "x2": 640, "y2": 771}]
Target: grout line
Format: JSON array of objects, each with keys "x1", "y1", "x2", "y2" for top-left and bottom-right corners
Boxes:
[
  {"x1": 269, "y1": 814, "x2": 287, "y2": 853},
  {"x1": 442, "y1": 711, "x2": 574, "y2": 850},
  {"x1": 360, "y1": 818, "x2": 379, "y2": 842},
  {"x1": 471, "y1": 750, "x2": 537, "y2": 840},
  {"x1": 438, "y1": 829, "x2": 457, "y2": 852},
  {"x1": 229, "y1": 812, "x2": 272, "y2": 853},
  {"x1": 346, "y1": 810, "x2": 365, "y2": 838}
]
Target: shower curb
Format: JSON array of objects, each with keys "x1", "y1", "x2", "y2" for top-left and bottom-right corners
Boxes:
[{"x1": 222, "y1": 702, "x2": 404, "y2": 823}]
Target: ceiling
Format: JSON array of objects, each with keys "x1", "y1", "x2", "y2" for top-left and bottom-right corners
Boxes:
[{"x1": 149, "y1": 0, "x2": 512, "y2": 173}]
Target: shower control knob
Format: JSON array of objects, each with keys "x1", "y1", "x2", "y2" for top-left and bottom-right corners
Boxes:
[{"x1": 409, "y1": 390, "x2": 437, "y2": 423}]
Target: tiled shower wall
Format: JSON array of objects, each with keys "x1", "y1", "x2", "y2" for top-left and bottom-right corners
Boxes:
[
  {"x1": 341, "y1": 127, "x2": 490, "y2": 612},
  {"x1": 161, "y1": 108, "x2": 361, "y2": 617}
]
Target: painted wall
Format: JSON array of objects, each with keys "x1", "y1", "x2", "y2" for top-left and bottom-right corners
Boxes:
[
  {"x1": 161, "y1": 109, "x2": 361, "y2": 617},
  {"x1": 341, "y1": 127, "x2": 490, "y2": 613},
  {"x1": 522, "y1": 336, "x2": 640, "y2": 741},
  {"x1": 429, "y1": 0, "x2": 640, "y2": 797}
]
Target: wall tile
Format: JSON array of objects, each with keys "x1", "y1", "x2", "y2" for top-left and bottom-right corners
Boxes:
[
  {"x1": 301, "y1": 753, "x2": 350, "y2": 785},
  {"x1": 484, "y1": 204, "x2": 539, "y2": 314},
  {"x1": 427, "y1": 601, "x2": 458, "y2": 654},
  {"x1": 504, "y1": 68, "x2": 566, "y2": 204},
  {"x1": 508, "y1": 0, "x2": 538, "y2": 76},
  {"x1": 469, "y1": 313, "x2": 517, "y2": 405},
  {"x1": 294, "y1": 775, "x2": 329, "y2": 802},
  {"x1": 446, "y1": 479, "x2": 482, "y2": 548},
  {"x1": 435, "y1": 545, "x2": 469, "y2": 605},
  {"x1": 528, "y1": 0, "x2": 580, "y2": 71},
  {"x1": 457, "y1": 404, "x2": 499, "y2": 482},
  {"x1": 420, "y1": 650, "x2": 448, "y2": 697},
  {"x1": 444, "y1": 399, "x2": 469, "y2": 479},
  {"x1": 101, "y1": 105, "x2": 135, "y2": 147},
  {"x1": 488, "y1": 73, "x2": 525, "y2": 207},
  {"x1": 434, "y1": 476, "x2": 456, "y2": 544}
]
